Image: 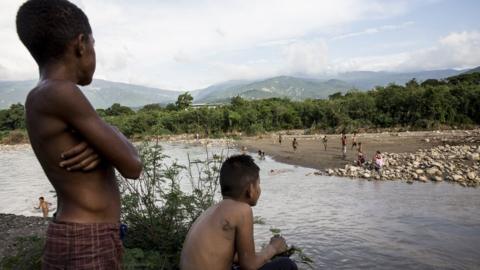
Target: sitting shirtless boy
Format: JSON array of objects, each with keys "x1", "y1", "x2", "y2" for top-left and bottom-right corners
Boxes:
[
  {"x1": 181, "y1": 155, "x2": 297, "y2": 270},
  {"x1": 16, "y1": 0, "x2": 142, "y2": 268}
]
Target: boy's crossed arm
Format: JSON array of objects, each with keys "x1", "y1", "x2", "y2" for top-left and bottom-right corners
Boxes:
[
  {"x1": 235, "y1": 205, "x2": 287, "y2": 270},
  {"x1": 50, "y1": 81, "x2": 142, "y2": 179}
]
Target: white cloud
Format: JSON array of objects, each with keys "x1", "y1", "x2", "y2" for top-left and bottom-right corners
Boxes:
[
  {"x1": 0, "y1": 0, "x2": 411, "y2": 88},
  {"x1": 332, "y1": 21, "x2": 414, "y2": 40},
  {"x1": 283, "y1": 40, "x2": 330, "y2": 74},
  {"x1": 0, "y1": 0, "x2": 478, "y2": 89},
  {"x1": 412, "y1": 31, "x2": 480, "y2": 69},
  {"x1": 334, "y1": 31, "x2": 480, "y2": 72}
]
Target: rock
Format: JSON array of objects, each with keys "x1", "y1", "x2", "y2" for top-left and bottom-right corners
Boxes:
[
  {"x1": 426, "y1": 167, "x2": 440, "y2": 176},
  {"x1": 326, "y1": 169, "x2": 334, "y2": 175},
  {"x1": 452, "y1": 174, "x2": 464, "y2": 182},
  {"x1": 467, "y1": 153, "x2": 480, "y2": 161},
  {"x1": 349, "y1": 165, "x2": 359, "y2": 172},
  {"x1": 407, "y1": 180, "x2": 414, "y2": 184},
  {"x1": 432, "y1": 176, "x2": 443, "y2": 182},
  {"x1": 418, "y1": 176, "x2": 428, "y2": 182},
  {"x1": 415, "y1": 169, "x2": 424, "y2": 175},
  {"x1": 467, "y1": 172, "x2": 476, "y2": 180},
  {"x1": 423, "y1": 138, "x2": 430, "y2": 143},
  {"x1": 362, "y1": 172, "x2": 371, "y2": 178},
  {"x1": 431, "y1": 161, "x2": 443, "y2": 168}
]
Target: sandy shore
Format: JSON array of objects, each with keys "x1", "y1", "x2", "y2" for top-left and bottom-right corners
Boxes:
[{"x1": 238, "y1": 129, "x2": 480, "y2": 170}]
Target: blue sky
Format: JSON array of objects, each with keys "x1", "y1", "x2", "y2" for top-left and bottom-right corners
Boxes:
[{"x1": 0, "y1": 0, "x2": 479, "y2": 90}]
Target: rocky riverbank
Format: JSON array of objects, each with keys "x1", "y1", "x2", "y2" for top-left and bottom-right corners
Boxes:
[
  {"x1": 324, "y1": 144, "x2": 480, "y2": 187},
  {"x1": 0, "y1": 214, "x2": 48, "y2": 259}
]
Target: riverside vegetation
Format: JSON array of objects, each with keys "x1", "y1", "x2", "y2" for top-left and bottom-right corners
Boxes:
[
  {"x1": 1, "y1": 72, "x2": 479, "y2": 143},
  {"x1": 0, "y1": 139, "x2": 313, "y2": 269}
]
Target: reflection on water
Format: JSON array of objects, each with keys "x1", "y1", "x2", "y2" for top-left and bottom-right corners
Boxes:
[{"x1": 1, "y1": 144, "x2": 479, "y2": 269}]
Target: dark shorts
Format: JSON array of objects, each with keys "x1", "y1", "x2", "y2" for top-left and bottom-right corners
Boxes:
[
  {"x1": 42, "y1": 221, "x2": 123, "y2": 270},
  {"x1": 232, "y1": 257, "x2": 298, "y2": 270}
]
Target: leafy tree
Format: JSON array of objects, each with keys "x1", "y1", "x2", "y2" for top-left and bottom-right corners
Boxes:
[
  {"x1": 175, "y1": 92, "x2": 193, "y2": 110},
  {"x1": 328, "y1": 92, "x2": 343, "y2": 100},
  {"x1": 0, "y1": 103, "x2": 25, "y2": 131},
  {"x1": 105, "y1": 103, "x2": 134, "y2": 116}
]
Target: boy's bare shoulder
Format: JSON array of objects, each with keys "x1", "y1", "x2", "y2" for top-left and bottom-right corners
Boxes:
[
  {"x1": 219, "y1": 200, "x2": 252, "y2": 223},
  {"x1": 26, "y1": 80, "x2": 92, "y2": 115},
  {"x1": 27, "y1": 80, "x2": 81, "y2": 103}
]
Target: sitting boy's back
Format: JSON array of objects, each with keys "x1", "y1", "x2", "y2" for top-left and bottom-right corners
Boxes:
[
  {"x1": 181, "y1": 155, "x2": 297, "y2": 270},
  {"x1": 181, "y1": 199, "x2": 250, "y2": 270}
]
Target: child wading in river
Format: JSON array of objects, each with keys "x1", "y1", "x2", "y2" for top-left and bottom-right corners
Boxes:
[
  {"x1": 35, "y1": 197, "x2": 52, "y2": 218},
  {"x1": 180, "y1": 155, "x2": 297, "y2": 270}
]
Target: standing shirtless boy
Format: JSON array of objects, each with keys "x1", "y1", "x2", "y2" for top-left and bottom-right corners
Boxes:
[
  {"x1": 180, "y1": 155, "x2": 297, "y2": 270},
  {"x1": 16, "y1": 0, "x2": 142, "y2": 268}
]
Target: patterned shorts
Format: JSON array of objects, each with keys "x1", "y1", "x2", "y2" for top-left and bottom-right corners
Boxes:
[{"x1": 42, "y1": 221, "x2": 123, "y2": 270}]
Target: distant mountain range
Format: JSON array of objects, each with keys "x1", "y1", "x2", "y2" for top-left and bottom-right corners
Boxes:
[
  {"x1": 0, "y1": 79, "x2": 178, "y2": 109},
  {"x1": 462, "y1": 66, "x2": 480, "y2": 75},
  {"x1": 191, "y1": 68, "x2": 468, "y2": 103},
  {"x1": 0, "y1": 67, "x2": 478, "y2": 109},
  {"x1": 191, "y1": 76, "x2": 353, "y2": 103}
]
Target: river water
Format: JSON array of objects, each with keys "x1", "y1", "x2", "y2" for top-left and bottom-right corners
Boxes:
[{"x1": 0, "y1": 143, "x2": 479, "y2": 269}]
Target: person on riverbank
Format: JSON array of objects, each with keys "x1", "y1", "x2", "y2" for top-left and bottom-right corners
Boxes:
[
  {"x1": 373, "y1": 150, "x2": 384, "y2": 175},
  {"x1": 357, "y1": 142, "x2": 363, "y2": 153},
  {"x1": 292, "y1": 138, "x2": 298, "y2": 152},
  {"x1": 322, "y1": 135, "x2": 328, "y2": 151},
  {"x1": 180, "y1": 155, "x2": 297, "y2": 270},
  {"x1": 341, "y1": 134, "x2": 347, "y2": 159},
  {"x1": 351, "y1": 132, "x2": 358, "y2": 149},
  {"x1": 17, "y1": 1, "x2": 142, "y2": 268},
  {"x1": 35, "y1": 197, "x2": 51, "y2": 218},
  {"x1": 279, "y1": 134, "x2": 282, "y2": 144},
  {"x1": 356, "y1": 150, "x2": 366, "y2": 167}
]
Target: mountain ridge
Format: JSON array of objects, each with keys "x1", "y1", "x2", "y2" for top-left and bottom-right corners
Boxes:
[
  {"x1": 0, "y1": 79, "x2": 179, "y2": 109},
  {"x1": 1, "y1": 67, "x2": 478, "y2": 109}
]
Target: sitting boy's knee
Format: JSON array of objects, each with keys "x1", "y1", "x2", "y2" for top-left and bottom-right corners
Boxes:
[
  {"x1": 271, "y1": 257, "x2": 298, "y2": 270},
  {"x1": 282, "y1": 257, "x2": 298, "y2": 270}
]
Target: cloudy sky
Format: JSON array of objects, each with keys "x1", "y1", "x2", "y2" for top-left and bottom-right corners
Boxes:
[{"x1": 1, "y1": 0, "x2": 479, "y2": 90}]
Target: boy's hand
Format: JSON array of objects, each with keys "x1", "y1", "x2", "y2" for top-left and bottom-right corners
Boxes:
[
  {"x1": 59, "y1": 141, "x2": 101, "y2": 171},
  {"x1": 269, "y1": 236, "x2": 288, "y2": 254}
]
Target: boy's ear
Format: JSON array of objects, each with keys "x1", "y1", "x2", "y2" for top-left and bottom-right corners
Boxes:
[
  {"x1": 245, "y1": 183, "x2": 254, "y2": 199},
  {"x1": 74, "y1": 34, "x2": 88, "y2": 57}
]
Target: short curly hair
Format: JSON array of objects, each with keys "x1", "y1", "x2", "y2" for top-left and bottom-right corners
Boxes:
[
  {"x1": 220, "y1": 155, "x2": 260, "y2": 199},
  {"x1": 16, "y1": 0, "x2": 92, "y2": 66}
]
